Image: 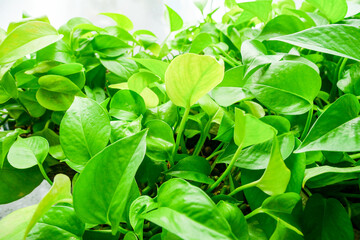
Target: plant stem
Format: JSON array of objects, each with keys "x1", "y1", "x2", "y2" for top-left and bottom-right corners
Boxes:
[
  {"x1": 219, "y1": 56, "x2": 236, "y2": 67},
  {"x1": 0, "y1": 115, "x2": 9, "y2": 126},
  {"x1": 206, "y1": 142, "x2": 224, "y2": 161},
  {"x1": 206, "y1": 149, "x2": 225, "y2": 161},
  {"x1": 350, "y1": 153, "x2": 360, "y2": 160},
  {"x1": 244, "y1": 208, "x2": 263, "y2": 220},
  {"x1": 208, "y1": 143, "x2": 243, "y2": 192},
  {"x1": 212, "y1": 45, "x2": 240, "y2": 66},
  {"x1": 171, "y1": 106, "x2": 190, "y2": 165},
  {"x1": 193, "y1": 119, "x2": 212, "y2": 156},
  {"x1": 329, "y1": 57, "x2": 347, "y2": 102},
  {"x1": 300, "y1": 108, "x2": 313, "y2": 141},
  {"x1": 38, "y1": 164, "x2": 53, "y2": 185},
  {"x1": 228, "y1": 180, "x2": 258, "y2": 197},
  {"x1": 142, "y1": 185, "x2": 152, "y2": 195}
]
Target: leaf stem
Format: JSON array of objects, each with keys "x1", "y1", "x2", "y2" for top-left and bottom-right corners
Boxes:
[
  {"x1": 329, "y1": 57, "x2": 347, "y2": 102},
  {"x1": 193, "y1": 119, "x2": 212, "y2": 156},
  {"x1": 208, "y1": 143, "x2": 243, "y2": 192},
  {"x1": 38, "y1": 164, "x2": 53, "y2": 185},
  {"x1": 206, "y1": 149, "x2": 225, "y2": 161},
  {"x1": 171, "y1": 106, "x2": 190, "y2": 165},
  {"x1": 0, "y1": 115, "x2": 9, "y2": 126},
  {"x1": 244, "y1": 208, "x2": 263, "y2": 220},
  {"x1": 219, "y1": 56, "x2": 236, "y2": 67},
  {"x1": 350, "y1": 153, "x2": 360, "y2": 160},
  {"x1": 142, "y1": 185, "x2": 152, "y2": 195},
  {"x1": 300, "y1": 108, "x2": 313, "y2": 141},
  {"x1": 212, "y1": 45, "x2": 241, "y2": 66},
  {"x1": 228, "y1": 180, "x2": 258, "y2": 197}
]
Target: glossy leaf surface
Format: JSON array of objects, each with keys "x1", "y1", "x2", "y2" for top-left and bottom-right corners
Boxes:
[
  {"x1": 60, "y1": 97, "x2": 111, "y2": 164},
  {"x1": 165, "y1": 53, "x2": 224, "y2": 108}
]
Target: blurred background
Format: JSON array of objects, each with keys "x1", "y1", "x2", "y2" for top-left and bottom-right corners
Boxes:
[
  {"x1": 0, "y1": 0, "x2": 309, "y2": 40},
  {"x1": 1, "y1": 0, "x2": 360, "y2": 39},
  {"x1": 0, "y1": 0, "x2": 220, "y2": 39}
]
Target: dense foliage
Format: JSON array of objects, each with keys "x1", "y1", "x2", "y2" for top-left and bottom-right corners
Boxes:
[{"x1": 1, "y1": 0, "x2": 360, "y2": 239}]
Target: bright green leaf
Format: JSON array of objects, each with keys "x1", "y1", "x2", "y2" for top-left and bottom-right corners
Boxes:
[
  {"x1": 60, "y1": 97, "x2": 111, "y2": 165},
  {"x1": 0, "y1": 21, "x2": 61, "y2": 64},
  {"x1": 165, "y1": 53, "x2": 224, "y2": 108}
]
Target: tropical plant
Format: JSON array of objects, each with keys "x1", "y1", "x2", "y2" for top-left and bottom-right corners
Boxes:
[{"x1": 1, "y1": 0, "x2": 360, "y2": 239}]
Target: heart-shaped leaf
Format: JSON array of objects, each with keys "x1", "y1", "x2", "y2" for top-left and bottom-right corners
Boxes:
[
  {"x1": 296, "y1": 94, "x2": 360, "y2": 152},
  {"x1": 271, "y1": 25, "x2": 360, "y2": 61},
  {"x1": 247, "y1": 61, "x2": 321, "y2": 115},
  {"x1": 143, "y1": 178, "x2": 237, "y2": 240},
  {"x1": 0, "y1": 21, "x2": 61, "y2": 64},
  {"x1": 73, "y1": 130, "x2": 147, "y2": 233},
  {"x1": 23, "y1": 174, "x2": 73, "y2": 239},
  {"x1": 60, "y1": 97, "x2": 111, "y2": 165},
  {"x1": 8, "y1": 136, "x2": 49, "y2": 169},
  {"x1": 165, "y1": 53, "x2": 224, "y2": 108}
]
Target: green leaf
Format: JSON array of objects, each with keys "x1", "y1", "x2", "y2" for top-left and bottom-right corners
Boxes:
[
  {"x1": 255, "y1": 137, "x2": 291, "y2": 195},
  {"x1": 0, "y1": 21, "x2": 61, "y2": 64},
  {"x1": 92, "y1": 35, "x2": 131, "y2": 58},
  {"x1": 100, "y1": 13, "x2": 134, "y2": 31},
  {"x1": 0, "y1": 72, "x2": 17, "y2": 103},
  {"x1": 19, "y1": 91, "x2": 46, "y2": 118},
  {"x1": 193, "y1": 0, "x2": 208, "y2": 13},
  {"x1": 165, "y1": 5, "x2": 183, "y2": 32},
  {"x1": 8, "y1": 136, "x2": 49, "y2": 169},
  {"x1": 302, "y1": 194, "x2": 354, "y2": 240},
  {"x1": 100, "y1": 57, "x2": 138, "y2": 79},
  {"x1": 129, "y1": 196, "x2": 156, "y2": 240},
  {"x1": 73, "y1": 130, "x2": 147, "y2": 233},
  {"x1": 270, "y1": 219, "x2": 303, "y2": 240},
  {"x1": 211, "y1": 87, "x2": 251, "y2": 107},
  {"x1": 109, "y1": 90, "x2": 146, "y2": 121},
  {"x1": 284, "y1": 140, "x2": 306, "y2": 193},
  {"x1": 165, "y1": 156, "x2": 214, "y2": 184},
  {"x1": 36, "y1": 40, "x2": 75, "y2": 63},
  {"x1": 306, "y1": 0, "x2": 347, "y2": 23},
  {"x1": 252, "y1": 193, "x2": 303, "y2": 236},
  {"x1": 242, "y1": 114, "x2": 277, "y2": 148},
  {"x1": 145, "y1": 120, "x2": 174, "y2": 162},
  {"x1": 0, "y1": 205, "x2": 37, "y2": 240},
  {"x1": 165, "y1": 53, "x2": 224, "y2": 108},
  {"x1": 248, "y1": 61, "x2": 321, "y2": 115},
  {"x1": 36, "y1": 75, "x2": 83, "y2": 111},
  {"x1": 0, "y1": 160, "x2": 43, "y2": 204},
  {"x1": 257, "y1": 15, "x2": 306, "y2": 41},
  {"x1": 271, "y1": 25, "x2": 360, "y2": 61},
  {"x1": 296, "y1": 94, "x2": 360, "y2": 152},
  {"x1": 132, "y1": 58, "x2": 169, "y2": 80},
  {"x1": 143, "y1": 178, "x2": 237, "y2": 240},
  {"x1": 337, "y1": 62, "x2": 360, "y2": 96},
  {"x1": 189, "y1": 33, "x2": 213, "y2": 54},
  {"x1": 60, "y1": 97, "x2": 111, "y2": 165},
  {"x1": 23, "y1": 174, "x2": 73, "y2": 239},
  {"x1": 128, "y1": 72, "x2": 160, "y2": 93},
  {"x1": 110, "y1": 117, "x2": 142, "y2": 143},
  {"x1": 303, "y1": 165, "x2": 360, "y2": 188},
  {"x1": 241, "y1": 40, "x2": 267, "y2": 65},
  {"x1": 0, "y1": 128, "x2": 28, "y2": 168},
  {"x1": 216, "y1": 201, "x2": 249, "y2": 240},
  {"x1": 27, "y1": 204, "x2": 85, "y2": 240},
  {"x1": 47, "y1": 63, "x2": 83, "y2": 76},
  {"x1": 238, "y1": 0, "x2": 272, "y2": 22},
  {"x1": 218, "y1": 133, "x2": 295, "y2": 170},
  {"x1": 0, "y1": 28, "x2": 5, "y2": 44},
  {"x1": 6, "y1": 16, "x2": 50, "y2": 33},
  {"x1": 234, "y1": 108, "x2": 246, "y2": 147}
]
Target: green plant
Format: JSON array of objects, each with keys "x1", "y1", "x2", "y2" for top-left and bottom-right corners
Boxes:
[{"x1": 1, "y1": 0, "x2": 360, "y2": 239}]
